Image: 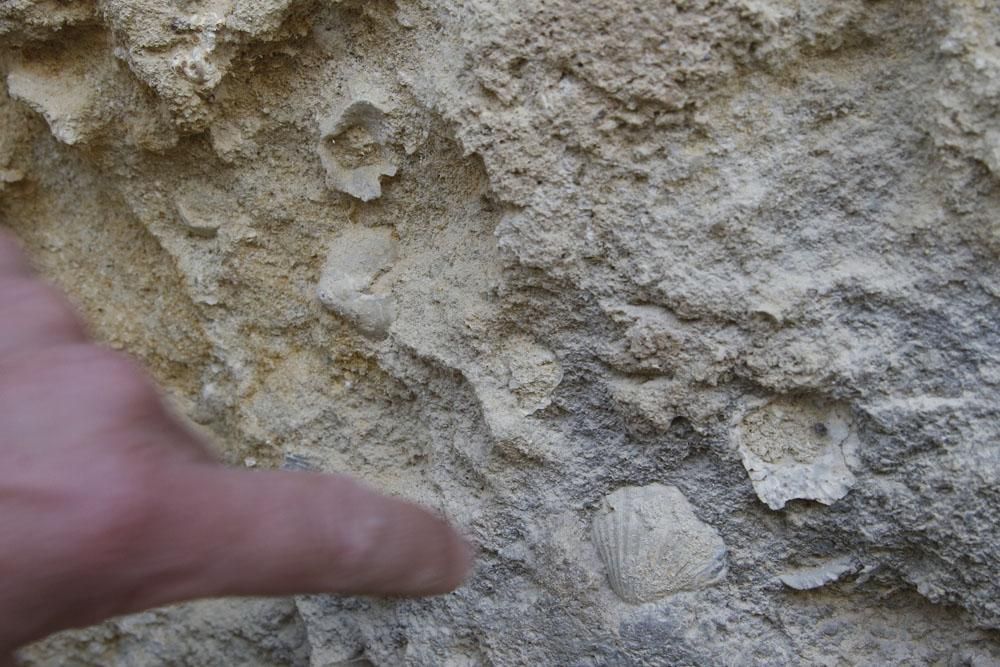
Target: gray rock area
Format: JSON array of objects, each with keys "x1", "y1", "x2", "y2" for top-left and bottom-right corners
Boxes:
[{"x1": 1, "y1": 0, "x2": 999, "y2": 664}]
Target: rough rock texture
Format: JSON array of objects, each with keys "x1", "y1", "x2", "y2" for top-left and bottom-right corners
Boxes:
[{"x1": 2, "y1": 0, "x2": 1000, "y2": 665}]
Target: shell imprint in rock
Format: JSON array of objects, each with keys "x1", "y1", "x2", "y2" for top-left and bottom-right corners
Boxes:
[
  {"x1": 734, "y1": 396, "x2": 860, "y2": 510},
  {"x1": 777, "y1": 556, "x2": 859, "y2": 591},
  {"x1": 317, "y1": 100, "x2": 398, "y2": 202},
  {"x1": 317, "y1": 226, "x2": 399, "y2": 338},
  {"x1": 592, "y1": 484, "x2": 727, "y2": 603}
]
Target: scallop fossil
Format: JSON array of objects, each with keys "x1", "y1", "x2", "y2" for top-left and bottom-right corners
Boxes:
[{"x1": 592, "y1": 484, "x2": 727, "y2": 603}]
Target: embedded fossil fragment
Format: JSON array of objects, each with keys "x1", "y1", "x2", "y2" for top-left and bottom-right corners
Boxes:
[
  {"x1": 281, "y1": 453, "x2": 319, "y2": 472},
  {"x1": 317, "y1": 101, "x2": 398, "y2": 201},
  {"x1": 7, "y1": 63, "x2": 101, "y2": 145},
  {"x1": 0, "y1": 169, "x2": 23, "y2": 193},
  {"x1": 500, "y1": 335, "x2": 563, "y2": 415},
  {"x1": 317, "y1": 225, "x2": 398, "y2": 337},
  {"x1": 170, "y1": 12, "x2": 224, "y2": 88},
  {"x1": 5, "y1": 31, "x2": 178, "y2": 150},
  {"x1": 174, "y1": 195, "x2": 221, "y2": 237},
  {"x1": 778, "y1": 556, "x2": 860, "y2": 591},
  {"x1": 592, "y1": 484, "x2": 727, "y2": 603},
  {"x1": 734, "y1": 396, "x2": 860, "y2": 511}
]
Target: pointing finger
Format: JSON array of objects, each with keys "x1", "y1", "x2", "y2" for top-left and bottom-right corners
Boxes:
[{"x1": 136, "y1": 466, "x2": 473, "y2": 606}]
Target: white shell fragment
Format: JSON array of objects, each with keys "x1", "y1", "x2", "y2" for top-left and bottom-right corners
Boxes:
[
  {"x1": 592, "y1": 484, "x2": 727, "y2": 603},
  {"x1": 7, "y1": 65, "x2": 96, "y2": 145},
  {"x1": 317, "y1": 226, "x2": 398, "y2": 337},
  {"x1": 0, "y1": 169, "x2": 23, "y2": 194},
  {"x1": 778, "y1": 556, "x2": 859, "y2": 591},
  {"x1": 174, "y1": 195, "x2": 221, "y2": 237},
  {"x1": 734, "y1": 396, "x2": 860, "y2": 511},
  {"x1": 317, "y1": 100, "x2": 398, "y2": 202}
]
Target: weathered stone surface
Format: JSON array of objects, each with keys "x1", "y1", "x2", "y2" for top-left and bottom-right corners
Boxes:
[{"x1": 2, "y1": 0, "x2": 999, "y2": 664}]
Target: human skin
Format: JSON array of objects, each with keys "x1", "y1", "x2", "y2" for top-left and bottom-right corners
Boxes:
[{"x1": 0, "y1": 231, "x2": 472, "y2": 662}]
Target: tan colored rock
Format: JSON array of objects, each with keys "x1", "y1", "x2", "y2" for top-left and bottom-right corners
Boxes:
[{"x1": 4, "y1": 0, "x2": 1000, "y2": 664}]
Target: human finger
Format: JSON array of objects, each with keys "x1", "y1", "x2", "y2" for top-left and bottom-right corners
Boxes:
[
  {"x1": 0, "y1": 343, "x2": 215, "y2": 462},
  {"x1": 0, "y1": 233, "x2": 87, "y2": 362},
  {"x1": 0, "y1": 229, "x2": 33, "y2": 277},
  {"x1": 135, "y1": 466, "x2": 473, "y2": 606}
]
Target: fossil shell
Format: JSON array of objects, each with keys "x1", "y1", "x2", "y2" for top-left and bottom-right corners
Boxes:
[
  {"x1": 777, "y1": 556, "x2": 859, "y2": 591},
  {"x1": 317, "y1": 226, "x2": 399, "y2": 338},
  {"x1": 592, "y1": 484, "x2": 727, "y2": 603},
  {"x1": 734, "y1": 396, "x2": 860, "y2": 510},
  {"x1": 317, "y1": 100, "x2": 398, "y2": 202}
]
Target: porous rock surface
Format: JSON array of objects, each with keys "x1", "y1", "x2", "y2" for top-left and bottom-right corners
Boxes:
[{"x1": 2, "y1": 1, "x2": 999, "y2": 665}]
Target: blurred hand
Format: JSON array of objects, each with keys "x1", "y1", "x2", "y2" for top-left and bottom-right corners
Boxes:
[{"x1": 0, "y1": 231, "x2": 471, "y2": 658}]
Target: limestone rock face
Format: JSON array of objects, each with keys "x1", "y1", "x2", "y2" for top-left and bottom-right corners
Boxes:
[{"x1": 2, "y1": 0, "x2": 999, "y2": 664}]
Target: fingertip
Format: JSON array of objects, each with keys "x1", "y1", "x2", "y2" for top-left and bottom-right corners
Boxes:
[
  {"x1": 437, "y1": 546, "x2": 474, "y2": 595},
  {"x1": 439, "y1": 527, "x2": 476, "y2": 594},
  {"x1": 394, "y1": 511, "x2": 475, "y2": 597},
  {"x1": 155, "y1": 467, "x2": 475, "y2": 602}
]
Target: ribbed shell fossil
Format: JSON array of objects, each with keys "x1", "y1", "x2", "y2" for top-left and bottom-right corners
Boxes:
[{"x1": 592, "y1": 484, "x2": 727, "y2": 603}]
